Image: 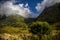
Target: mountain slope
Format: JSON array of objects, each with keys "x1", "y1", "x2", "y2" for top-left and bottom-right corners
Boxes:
[
  {"x1": 37, "y1": 3, "x2": 60, "y2": 24},
  {"x1": 0, "y1": 15, "x2": 36, "y2": 27}
]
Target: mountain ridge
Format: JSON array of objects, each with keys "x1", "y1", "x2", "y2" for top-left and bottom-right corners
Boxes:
[{"x1": 37, "y1": 3, "x2": 60, "y2": 24}]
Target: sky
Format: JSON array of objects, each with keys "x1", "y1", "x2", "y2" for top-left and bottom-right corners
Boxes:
[
  {"x1": 14, "y1": 0, "x2": 43, "y2": 13},
  {"x1": 0, "y1": 0, "x2": 60, "y2": 18}
]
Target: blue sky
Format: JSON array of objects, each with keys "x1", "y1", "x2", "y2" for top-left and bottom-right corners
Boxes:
[{"x1": 16, "y1": 0, "x2": 43, "y2": 13}]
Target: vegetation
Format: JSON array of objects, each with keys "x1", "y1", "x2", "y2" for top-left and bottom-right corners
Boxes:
[
  {"x1": 29, "y1": 21, "x2": 51, "y2": 34},
  {"x1": 29, "y1": 21, "x2": 52, "y2": 40},
  {"x1": 0, "y1": 3, "x2": 60, "y2": 40}
]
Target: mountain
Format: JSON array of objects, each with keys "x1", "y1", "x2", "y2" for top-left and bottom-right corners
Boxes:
[
  {"x1": 37, "y1": 3, "x2": 60, "y2": 24},
  {"x1": 0, "y1": 14, "x2": 36, "y2": 27}
]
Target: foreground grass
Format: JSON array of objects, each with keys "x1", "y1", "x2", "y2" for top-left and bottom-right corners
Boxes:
[
  {"x1": 0, "y1": 25, "x2": 60, "y2": 40},
  {"x1": 0, "y1": 26, "x2": 37, "y2": 40}
]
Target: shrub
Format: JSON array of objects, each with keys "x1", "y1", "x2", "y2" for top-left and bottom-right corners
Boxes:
[
  {"x1": 29, "y1": 21, "x2": 52, "y2": 40},
  {"x1": 29, "y1": 21, "x2": 51, "y2": 35}
]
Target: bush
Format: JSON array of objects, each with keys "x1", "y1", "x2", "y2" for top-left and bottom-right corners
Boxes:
[
  {"x1": 29, "y1": 21, "x2": 52, "y2": 35},
  {"x1": 29, "y1": 21, "x2": 52, "y2": 40}
]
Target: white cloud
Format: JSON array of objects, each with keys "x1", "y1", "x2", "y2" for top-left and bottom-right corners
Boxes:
[
  {"x1": 0, "y1": 1, "x2": 37, "y2": 18},
  {"x1": 25, "y1": 3, "x2": 29, "y2": 7},
  {"x1": 19, "y1": 4, "x2": 24, "y2": 7},
  {"x1": 36, "y1": 0, "x2": 60, "y2": 12},
  {"x1": 36, "y1": 3, "x2": 45, "y2": 12}
]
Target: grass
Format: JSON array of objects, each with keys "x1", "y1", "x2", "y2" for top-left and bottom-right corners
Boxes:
[{"x1": 0, "y1": 26, "x2": 29, "y2": 34}]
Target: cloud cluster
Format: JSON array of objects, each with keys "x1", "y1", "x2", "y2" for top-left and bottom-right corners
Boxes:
[
  {"x1": 36, "y1": 0, "x2": 60, "y2": 13},
  {"x1": 0, "y1": 1, "x2": 37, "y2": 18}
]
